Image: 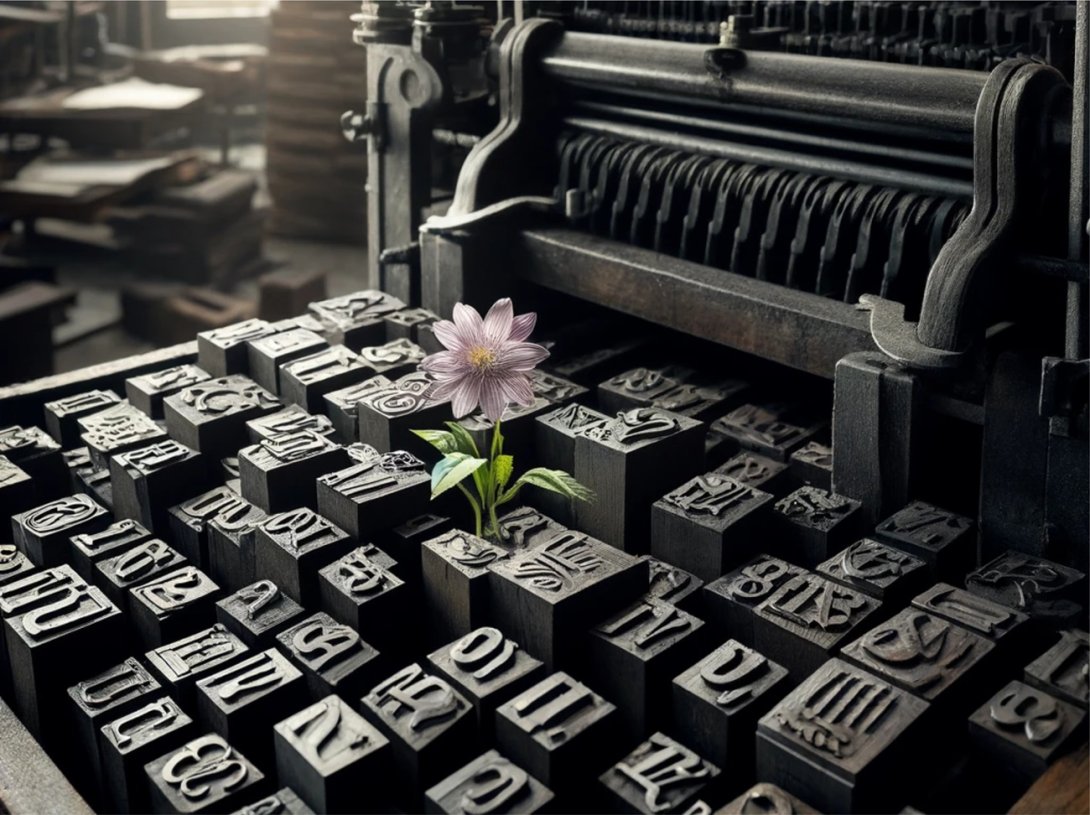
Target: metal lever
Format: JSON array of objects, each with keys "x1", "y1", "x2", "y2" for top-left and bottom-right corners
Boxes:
[
  {"x1": 420, "y1": 195, "x2": 559, "y2": 236},
  {"x1": 857, "y1": 295, "x2": 965, "y2": 370}
]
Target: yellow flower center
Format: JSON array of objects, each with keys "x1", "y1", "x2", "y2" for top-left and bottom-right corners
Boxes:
[{"x1": 467, "y1": 346, "x2": 496, "y2": 369}]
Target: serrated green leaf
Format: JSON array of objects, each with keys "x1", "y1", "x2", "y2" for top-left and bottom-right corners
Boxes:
[
  {"x1": 500, "y1": 467, "x2": 594, "y2": 505},
  {"x1": 494, "y1": 454, "x2": 514, "y2": 490},
  {"x1": 431, "y1": 452, "x2": 487, "y2": 498},
  {"x1": 444, "y1": 421, "x2": 481, "y2": 457},
  {"x1": 411, "y1": 429, "x2": 459, "y2": 455}
]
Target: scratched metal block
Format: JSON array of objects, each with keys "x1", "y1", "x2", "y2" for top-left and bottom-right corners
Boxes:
[
  {"x1": 788, "y1": 441, "x2": 834, "y2": 491},
  {"x1": 421, "y1": 531, "x2": 510, "y2": 648},
  {"x1": 640, "y1": 556, "x2": 703, "y2": 613},
  {"x1": 246, "y1": 327, "x2": 329, "y2": 395},
  {"x1": 424, "y1": 749, "x2": 554, "y2": 814},
  {"x1": 309, "y1": 291, "x2": 405, "y2": 351},
  {"x1": 145, "y1": 732, "x2": 266, "y2": 814},
  {"x1": 69, "y1": 519, "x2": 152, "y2": 582},
  {"x1": 911, "y1": 583, "x2": 1031, "y2": 647},
  {"x1": 357, "y1": 339, "x2": 426, "y2": 381},
  {"x1": 0, "y1": 425, "x2": 67, "y2": 499},
  {"x1": 318, "y1": 547, "x2": 411, "y2": 654},
  {"x1": 713, "y1": 450, "x2": 790, "y2": 494},
  {"x1": 129, "y1": 565, "x2": 222, "y2": 649},
  {"x1": 276, "y1": 611, "x2": 388, "y2": 702},
  {"x1": 245, "y1": 405, "x2": 337, "y2": 444},
  {"x1": 94, "y1": 538, "x2": 186, "y2": 611},
  {"x1": 168, "y1": 486, "x2": 256, "y2": 570},
  {"x1": 43, "y1": 389, "x2": 121, "y2": 446},
  {"x1": 384, "y1": 307, "x2": 437, "y2": 343},
  {"x1": 702, "y1": 555, "x2": 806, "y2": 646},
  {"x1": 815, "y1": 537, "x2": 928, "y2": 604},
  {"x1": 599, "y1": 731, "x2": 720, "y2": 814},
  {"x1": 710, "y1": 402, "x2": 825, "y2": 462},
  {"x1": 281, "y1": 345, "x2": 376, "y2": 413},
  {"x1": 357, "y1": 372, "x2": 452, "y2": 459},
  {"x1": 316, "y1": 447, "x2": 429, "y2": 541},
  {"x1": 197, "y1": 318, "x2": 277, "y2": 376},
  {"x1": 12, "y1": 493, "x2": 110, "y2": 567},
  {"x1": 78, "y1": 402, "x2": 169, "y2": 470},
  {"x1": 965, "y1": 550, "x2": 1086, "y2": 626},
  {"x1": 598, "y1": 367, "x2": 683, "y2": 415},
  {"x1": 770, "y1": 486, "x2": 863, "y2": 567},
  {"x1": 215, "y1": 579, "x2": 304, "y2": 648},
  {"x1": 164, "y1": 375, "x2": 281, "y2": 461},
  {"x1": 238, "y1": 429, "x2": 350, "y2": 513},
  {"x1": 1024, "y1": 629, "x2": 1090, "y2": 709},
  {"x1": 252, "y1": 508, "x2": 354, "y2": 606},
  {"x1": 0, "y1": 455, "x2": 35, "y2": 522},
  {"x1": 0, "y1": 544, "x2": 34, "y2": 588},
  {"x1": 110, "y1": 439, "x2": 210, "y2": 535},
  {"x1": 494, "y1": 505, "x2": 569, "y2": 553},
  {"x1": 144, "y1": 623, "x2": 249, "y2": 707},
  {"x1": 874, "y1": 500, "x2": 975, "y2": 580},
  {"x1": 322, "y1": 375, "x2": 393, "y2": 444},
  {"x1": 207, "y1": 501, "x2": 267, "y2": 593},
  {"x1": 126, "y1": 364, "x2": 211, "y2": 419}
]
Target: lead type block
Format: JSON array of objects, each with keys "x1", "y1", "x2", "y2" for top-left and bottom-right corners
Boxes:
[
  {"x1": 753, "y1": 571, "x2": 881, "y2": 680},
  {"x1": 0, "y1": 425, "x2": 66, "y2": 497},
  {"x1": 361, "y1": 663, "x2": 475, "y2": 808},
  {"x1": 78, "y1": 403, "x2": 168, "y2": 470},
  {"x1": 381, "y1": 513, "x2": 453, "y2": 576},
  {"x1": 13, "y1": 493, "x2": 110, "y2": 567},
  {"x1": 322, "y1": 375, "x2": 392, "y2": 444},
  {"x1": 384, "y1": 307, "x2": 437, "y2": 343},
  {"x1": 702, "y1": 555, "x2": 805, "y2": 646},
  {"x1": 69, "y1": 519, "x2": 152, "y2": 581},
  {"x1": 874, "y1": 500, "x2": 975, "y2": 579},
  {"x1": 281, "y1": 345, "x2": 374, "y2": 413},
  {"x1": 145, "y1": 733, "x2": 266, "y2": 814},
  {"x1": 816, "y1": 537, "x2": 928, "y2": 604},
  {"x1": 246, "y1": 405, "x2": 336, "y2": 443},
  {"x1": 494, "y1": 506, "x2": 568, "y2": 553},
  {"x1": 130, "y1": 565, "x2": 222, "y2": 649},
  {"x1": 710, "y1": 402, "x2": 824, "y2": 462},
  {"x1": 253, "y1": 508, "x2": 354, "y2": 606},
  {"x1": 316, "y1": 448, "x2": 429, "y2": 540},
  {"x1": 215, "y1": 579, "x2": 304, "y2": 647},
  {"x1": 1024, "y1": 629, "x2": 1089, "y2": 709},
  {"x1": 110, "y1": 440, "x2": 209, "y2": 535},
  {"x1": 718, "y1": 783, "x2": 819, "y2": 814},
  {"x1": 276, "y1": 611, "x2": 386, "y2": 701},
  {"x1": 427, "y1": 627, "x2": 546, "y2": 735},
  {"x1": 239, "y1": 430, "x2": 349, "y2": 513},
  {"x1": 911, "y1": 583, "x2": 1030, "y2": 646},
  {"x1": 671, "y1": 640, "x2": 790, "y2": 778},
  {"x1": 770, "y1": 486, "x2": 863, "y2": 567},
  {"x1": 459, "y1": 397, "x2": 554, "y2": 466},
  {"x1": 574, "y1": 407, "x2": 704, "y2": 553},
  {"x1": 0, "y1": 456, "x2": 35, "y2": 521},
  {"x1": 95, "y1": 539, "x2": 186, "y2": 610},
  {"x1": 358, "y1": 338, "x2": 426, "y2": 380},
  {"x1": 43, "y1": 389, "x2": 121, "y2": 446},
  {"x1": 165, "y1": 375, "x2": 282, "y2": 461},
  {"x1": 168, "y1": 486, "x2": 255, "y2": 569},
  {"x1": 318, "y1": 547, "x2": 409, "y2": 654},
  {"x1": 126, "y1": 364, "x2": 212, "y2": 419},
  {"x1": 599, "y1": 732, "x2": 720, "y2": 814},
  {"x1": 357, "y1": 372, "x2": 451, "y2": 459},
  {"x1": 965, "y1": 551, "x2": 1086, "y2": 625},
  {"x1": 789, "y1": 441, "x2": 834, "y2": 490},
  {"x1": 425, "y1": 749, "x2": 554, "y2": 815},
  {"x1": 309, "y1": 291, "x2": 405, "y2": 350},
  {"x1": 0, "y1": 543, "x2": 34, "y2": 587},
  {"x1": 233, "y1": 788, "x2": 315, "y2": 815},
  {"x1": 197, "y1": 318, "x2": 276, "y2": 377},
  {"x1": 274, "y1": 695, "x2": 391, "y2": 814},
  {"x1": 488, "y1": 530, "x2": 647, "y2": 670},
  {"x1": 641, "y1": 556, "x2": 704, "y2": 613},
  {"x1": 247, "y1": 328, "x2": 329, "y2": 394},
  {"x1": 529, "y1": 369, "x2": 589, "y2": 406},
  {"x1": 714, "y1": 450, "x2": 790, "y2": 493},
  {"x1": 534, "y1": 403, "x2": 610, "y2": 525},
  {"x1": 598, "y1": 368, "x2": 682, "y2": 415},
  {"x1": 756, "y1": 658, "x2": 929, "y2": 813},
  {"x1": 207, "y1": 501, "x2": 267, "y2": 592},
  {"x1": 0, "y1": 563, "x2": 82, "y2": 619},
  {"x1": 651, "y1": 473, "x2": 774, "y2": 582},
  {"x1": 495, "y1": 672, "x2": 618, "y2": 794},
  {"x1": 421, "y1": 531, "x2": 510, "y2": 648},
  {"x1": 145, "y1": 624, "x2": 249, "y2": 705}
]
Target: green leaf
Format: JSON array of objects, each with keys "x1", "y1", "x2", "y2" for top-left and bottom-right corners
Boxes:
[
  {"x1": 490, "y1": 421, "x2": 505, "y2": 460},
  {"x1": 494, "y1": 454, "x2": 514, "y2": 490},
  {"x1": 444, "y1": 421, "x2": 481, "y2": 457},
  {"x1": 499, "y1": 467, "x2": 594, "y2": 505},
  {"x1": 411, "y1": 429, "x2": 459, "y2": 455},
  {"x1": 472, "y1": 461, "x2": 490, "y2": 503},
  {"x1": 431, "y1": 453, "x2": 487, "y2": 498}
]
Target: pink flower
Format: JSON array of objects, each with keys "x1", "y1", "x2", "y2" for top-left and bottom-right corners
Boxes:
[{"x1": 421, "y1": 298, "x2": 549, "y2": 421}]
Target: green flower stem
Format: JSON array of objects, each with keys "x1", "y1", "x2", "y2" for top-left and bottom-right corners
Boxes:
[
  {"x1": 485, "y1": 419, "x2": 504, "y2": 540},
  {"x1": 457, "y1": 482, "x2": 483, "y2": 537}
]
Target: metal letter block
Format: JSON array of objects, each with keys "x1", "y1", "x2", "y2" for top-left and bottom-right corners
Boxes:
[
  {"x1": 710, "y1": 402, "x2": 825, "y2": 462},
  {"x1": 770, "y1": 486, "x2": 863, "y2": 567},
  {"x1": 359, "y1": 339, "x2": 426, "y2": 380},
  {"x1": 789, "y1": 441, "x2": 834, "y2": 491},
  {"x1": 0, "y1": 455, "x2": 35, "y2": 521},
  {"x1": 164, "y1": 375, "x2": 281, "y2": 461},
  {"x1": 911, "y1": 583, "x2": 1030, "y2": 646},
  {"x1": 239, "y1": 430, "x2": 349, "y2": 513},
  {"x1": 587, "y1": 596, "x2": 706, "y2": 739},
  {"x1": 246, "y1": 405, "x2": 336, "y2": 444},
  {"x1": 95, "y1": 539, "x2": 186, "y2": 610},
  {"x1": 380, "y1": 513, "x2": 453, "y2": 578},
  {"x1": 965, "y1": 551, "x2": 1086, "y2": 626},
  {"x1": 276, "y1": 611, "x2": 387, "y2": 701},
  {"x1": 246, "y1": 328, "x2": 329, "y2": 395},
  {"x1": 78, "y1": 403, "x2": 168, "y2": 470},
  {"x1": 252, "y1": 508, "x2": 354, "y2": 606},
  {"x1": 424, "y1": 749, "x2": 554, "y2": 814},
  {"x1": 494, "y1": 505, "x2": 569, "y2": 552},
  {"x1": 145, "y1": 732, "x2": 266, "y2": 814},
  {"x1": 874, "y1": 500, "x2": 975, "y2": 580},
  {"x1": 641, "y1": 555, "x2": 704, "y2": 612},
  {"x1": 273, "y1": 694, "x2": 391, "y2": 814},
  {"x1": 197, "y1": 318, "x2": 276, "y2": 377},
  {"x1": 651, "y1": 473, "x2": 774, "y2": 582},
  {"x1": 13, "y1": 493, "x2": 110, "y2": 567},
  {"x1": 360, "y1": 662, "x2": 476, "y2": 808},
  {"x1": 459, "y1": 398, "x2": 554, "y2": 466},
  {"x1": 130, "y1": 565, "x2": 222, "y2": 649},
  {"x1": 753, "y1": 572, "x2": 881, "y2": 680},
  {"x1": 322, "y1": 375, "x2": 392, "y2": 444},
  {"x1": 232, "y1": 787, "x2": 315, "y2": 815},
  {"x1": 99, "y1": 696, "x2": 196, "y2": 813},
  {"x1": 0, "y1": 563, "x2": 82, "y2": 618},
  {"x1": 671, "y1": 640, "x2": 789, "y2": 779},
  {"x1": 195, "y1": 647, "x2": 306, "y2": 766},
  {"x1": 69, "y1": 519, "x2": 152, "y2": 582},
  {"x1": 309, "y1": 291, "x2": 405, "y2": 351},
  {"x1": 215, "y1": 579, "x2": 304, "y2": 648},
  {"x1": 968, "y1": 679, "x2": 1087, "y2": 784},
  {"x1": 534, "y1": 404, "x2": 610, "y2": 525},
  {"x1": 126, "y1": 365, "x2": 211, "y2": 419},
  {"x1": 756, "y1": 658, "x2": 929, "y2": 813},
  {"x1": 207, "y1": 501, "x2": 267, "y2": 592},
  {"x1": 714, "y1": 450, "x2": 790, "y2": 493},
  {"x1": 169, "y1": 486, "x2": 256, "y2": 569},
  {"x1": 427, "y1": 627, "x2": 546, "y2": 736},
  {"x1": 110, "y1": 439, "x2": 210, "y2": 535},
  {"x1": 702, "y1": 555, "x2": 805, "y2": 646},
  {"x1": 384, "y1": 307, "x2": 437, "y2": 343},
  {"x1": 43, "y1": 389, "x2": 121, "y2": 446},
  {"x1": 0, "y1": 543, "x2": 34, "y2": 588},
  {"x1": 488, "y1": 530, "x2": 648, "y2": 670},
  {"x1": 816, "y1": 537, "x2": 927, "y2": 604},
  {"x1": 598, "y1": 368, "x2": 683, "y2": 415},
  {"x1": 599, "y1": 731, "x2": 720, "y2": 814},
  {"x1": 717, "y1": 783, "x2": 819, "y2": 814},
  {"x1": 1024, "y1": 629, "x2": 1089, "y2": 709},
  {"x1": 494, "y1": 671, "x2": 617, "y2": 794},
  {"x1": 316, "y1": 448, "x2": 429, "y2": 540},
  {"x1": 281, "y1": 345, "x2": 374, "y2": 413},
  {"x1": 318, "y1": 547, "x2": 409, "y2": 654},
  {"x1": 574, "y1": 407, "x2": 705, "y2": 553},
  {"x1": 145, "y1": 624, "x2": 249, "y2": 706},
  {"x1": 529, "y1": 369, "x2": 589, "y2": 407},
  {"x1": 357, "y1": 372, "x2": 452, "y2": 459},
  {"x1": 421, "y1": 531, "x2": 510, "y2": 648},
  {"x1": 0, "y1": 425, "x2": 67, "y2": 498}
]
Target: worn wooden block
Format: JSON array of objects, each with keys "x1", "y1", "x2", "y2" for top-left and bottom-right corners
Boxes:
[
  {"x1": 126, "y1": 365, "x2": 212, "y2": 420},
  {"x1": 13, "y1": 493, "x2": 111, "y2": 567},
  {"x1": 770, "y1": 486, "x2": 863, "y2": 567},
  {"x1": 641, "y1": 556, "x2": 703, "y2": 612},
  {"x1": 756, "y1": 658, "x2": 929, "y2": 813},
  {"x1": 252, "y1": 508, "x2": 354, "y2": 606},
  {"x1": 78, "y1": 403, "x2": 169, "y2": 470},
  {"x1": 43, "y1": 389, "x2": 121, "y2": 446},
  {"x1": 599, "y1": 731, "x2": 720, "y2": 814},
  {"x1": 422, "y1": 531, "x2": 509, "y2": 649},
  {"x1": 110, "y1": 439, "x2": 210, "y2": 535},
  {"x1": 238, "y1": 430, "x2": 349, "y2": 513},
  {"x1": 130, "y1": 565, "x2": 222, "y2": 649},
  {"x1": 874, "y1": 500, "x2": 975, "y2": 580},
  {"x1": 357, "y1": 372, "x2": 451, "y2": 459},
  {"x1": 753, "y1": 572, "x2": 882, "y2": 680},
  {"x1": 966, "y1": 551, "x2": 1086, "y2": 626},
  {"x1": 69, "y1": 519, "x2": 152, "y2": 582},
  {"x1": 145, "y1": 732, "x2": 266, "y2": 814},
  {"x1": 574, "y1": 407, "x2": 705, "y2": 553},
  {"x1": 1025, "y1": 629, "x2": 1090, "y2": 709},
  {"x1": 912, "y1": 583, "x2": 1031, "y2": 645},
  {"x1": 316, "y1": 447, "x2": 429, "y2": 540},
  {"x1": 246, "y1": 328, "x2": 329, "y2": 395},
  {"x1": 197, "y1": 318, "x2": 276, "y2": 377},
  {"x1": 651, "y1": 473, "x2": 774, "y2": 582},
  {"x1": 164, "y1": 375, "x2": 281, "y2": 461},
  {"x1": 95, "y1": 539, "x2": 186, "y2": 610},
  {"x1": 816, "y1": 537, "x2": 928, "y2": 604},
  {"x1": 309, "y1": 291, "x2": 405, "y2": 351},
  {"x1": 274, "y1": 695, "x2": 391, "y2": 814},
  {"x1": 424, "y1": 749, "x2": 554, "y2": 814},
  {"x1": 276, "y1": 611, "x2": 387, "y2": 702},
  {"x1": 144, "y1": 623, "x2": 250, "y2": 706},
  {"x1": 702, "y1": 555, "x2": 805, "y2": 646},
  {"x1": 321, "y1": 375, "x2": 392, "y2": 444},
  {"x1": 168, "y1": 486, "x2": 255, "y2": 569},
  {"x1": 710, "y1": 402, "x2": 825, "y2": 462},
  {"x1": 587, "y1": 595, "x2": 706, "y2": 740},
  {"x1": 215, "y1": 579, "x2": 304, "y2": 648},
  {"x1": 245, "y1": 404, "x2": 336, "y2": 443},
  {"x1": 318, "y1": 547, "x2": 409, "y2": 654}
]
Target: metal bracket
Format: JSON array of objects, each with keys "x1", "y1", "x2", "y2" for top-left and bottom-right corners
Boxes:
[
  {"x1": 340, "y1": 101, "x2": 386, "y2": 151},
  {"x1": 420, "y1": 195, "x2": 558, "y2": 236},
  {"x1": 857, "y1": 295, "x2": 966, "y2": 370}
]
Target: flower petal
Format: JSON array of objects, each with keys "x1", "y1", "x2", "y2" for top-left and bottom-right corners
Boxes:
[
  {"x1": 431, "y1": 319, "x2": 470, "y2": 353},
  {"x1": 421, "y1": 351, "x2": 466, "y2": 375},
  {"x1": 501, "y1": 373, "x2": 535, "y2": 406},
  {"x1": 426, "y1": 377, "x2": 463, "y2": 402},
  {"x1": 452, "y1": 303, "x2": 484, "y2": 341},
  {"x1": 480, "y1": 377, "x2": 508, "y2": 421},
  {"x1": 482, "y1": 298, "x2": 514, "y2": 345},
  {"x1": 509, "y1": 312, "x2": 537, "y2": 342},
  {"x1": 497, "y1": 341, "x2": 550, "y2": 372},
  {"x1": 450, "y1": 376, "x2": 482, "y2": 418}
]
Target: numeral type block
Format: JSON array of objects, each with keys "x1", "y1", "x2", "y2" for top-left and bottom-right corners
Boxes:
[
  {"x1": 274, "y1": 695, "x2": 391, "y2": 813},
  {"x1": 215, "y1": 579, "x2": 304, "y2": 647},
  {"x1": 357, "y1": 373, "x2": 452, "y2": 459},
  {"x1": 574, "y1": 407, "x2": 705, "y2": 553},
  {"x1": 770, "y1": 486, "x2": 863, "y2": 567},
  {"x1": 718, "y1": 783, "x2": 819, "y2": 814},
  {"x1": 164, "y1": 375, "x2": 281, "y2": 460},
  {"x1": 253, "y1": 508, "x2": 354, "y2": 606},
  {"x1": 671, "y1": 640, "x2": 790, "y2": 776},
  {"x1": 495, "y1": 672, "x2": 617, "y2": 794},
  {"x1": 100, "y1": 696, "x2": 196, "y2": 813},
  {"x1": 1024, "y1": 629, "x2": 1089, "y2": 709},
  {"x1": 69, "y1": 519, "x2": 152, "y2": 581},
  {"x1": 322, "y1": 376, "x2": 392, "y2": 444},
  {"x1": 912, "y1": 583, "x2": 1030, "y2": 646},
  {"x1": 13, "y1": 493, "x2": 110, "y2": 567},
  {"x1": 238, "y1": 430, "x2": 349, "y2": 513},
  {"x1": 361, "y1": 663, "x2": 475, "y2": 807},
  {"x1": 316, "y1": 448, "x2": 429, "y2": 540},
  {"x1": 145, "y1": 733, "x2": 266, "y2": 814},
  {"x1": 309, "y1": 291, "x2": 405, "y2": 350},
  {"x1": 127, "y1": 365, "x2": 211, "y2": 419},
  {"x1": 714, "y1": 451, "x2": 790, "y2": 492},
  {"x1": 757, "y1": 658, "x2": 929, "y2": 813},
  {"x1": 488, "y1": 530, "x2": 647, "y2": 670},
  {"x1": 111, "y1": 440, "x2": 210, "y2": 535},
  {"x1": 816, "y1": 537, "x2": 928, "y2": 605},
  {"x1": 246, "y1": 405, "x2": 336, "y2": 443},
  {"x1": 318, "y1": 547, "x2": 409, "y2": 654},
  {"x1": 43, "y1": 389, "x2": 121, "y2": 446},
  {"x1": 281, "y1": 345, "x2": 375, "y2": 413},
  {"x1": 130, "y1": 565, "x2": 222, "y2": 649},
  {"x1": 421, "y1": 531, "x2": 510, "y2": 648},
  {"x1": 599, "y1": 732, "x2": 720, "y2": 814},
  {"x1": 247, "y1": 328, "x2": 329, "y2": 394},
  {"x1": 78, "y1": 403, "x2": 168, "y2": 470},
  {"x1": 145, "y1": 624, "x2": 249, "y2": 705},
  {"x1": 95, "y1": 539, "x2": 186, "y2": 610},
  {"x1": 753, "y1": 572, "x2": 881, "y2": 680},
  {"x1": 651, "y1": 473, "x2": 774, "y2": 582},
  {"x1": 276, "y1": 611, "x2": 387, "y2": 701},
  {"x1": 641, "y1": 556, "x2": 703, "y2": 612},
  {"x1": 966, "y1": 551, "x2": 1086, "y2": 625},
  {"x1": 427, "y1": 627, "x2": 546, "y2": 736},
  {"x1": 702, "y1": 555, "x2": 805, "y2": 646},
  {"x1": 425, "y1": 749, "x2": 554, "y2": 814},
  {"x1": 197, "y1": 318, "x2": 276, "y2": 377},
  {"x1": 169, "y1": 486, "x2": 255, "y2": 569},
  {"x1": 874, "y1": 500, "x2": 975, "y2": 579},
  {"x1": 710, "y1": 402, "x2": 824, "y2": 462}
]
